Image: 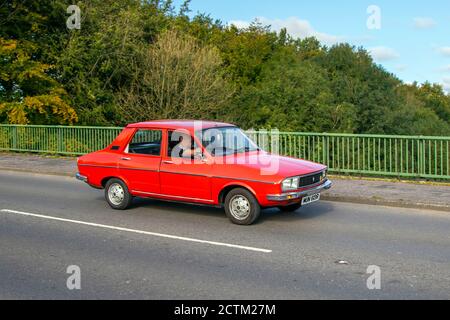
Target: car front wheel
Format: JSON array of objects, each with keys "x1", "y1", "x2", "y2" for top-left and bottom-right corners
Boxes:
[
  {"x1": 105, "y1": 178, "x2": 133, "y2": 210},
  {"x1": 224, "y1": 188, "x2": 261, "y2": 225}
]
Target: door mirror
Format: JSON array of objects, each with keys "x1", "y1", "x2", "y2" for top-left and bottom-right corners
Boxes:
[
  {"x1": 194, "y1": 149, "x2": 207, "y2": 162},
  {"x1": 194, "y1": 149, "x2": 203, "y2": 159}
]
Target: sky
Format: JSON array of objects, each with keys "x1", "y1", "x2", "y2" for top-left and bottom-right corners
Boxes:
[{"x1": 174, "y1": 0, "x2": 450, "y2": 92}]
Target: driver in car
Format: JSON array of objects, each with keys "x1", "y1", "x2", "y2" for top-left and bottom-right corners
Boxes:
[{"x1": 173, "y1": 134, "x2": 194, "y2": 159}]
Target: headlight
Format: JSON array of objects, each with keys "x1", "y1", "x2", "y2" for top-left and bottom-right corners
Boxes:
[
  {"x1": 321, "y1": 170, "x2": 327, "y2": 181},
  {"x1": 282, "y1": 177, "x2": 299, "y2": 192}
]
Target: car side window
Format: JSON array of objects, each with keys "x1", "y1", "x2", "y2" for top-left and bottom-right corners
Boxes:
[
  {"x1": 167, "y1": 130, "x2": 200, "y2": 159},
  {"x1": 168, "y1": 131, "x2": 190, "y2": 158},
  {"x1": 128, "y1": 129, "x2": 162, "y2": 156}
]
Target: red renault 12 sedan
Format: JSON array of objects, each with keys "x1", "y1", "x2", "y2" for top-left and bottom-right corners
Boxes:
[{"x1": 76, "y1": 120, "x2": 332, "y2": 225}]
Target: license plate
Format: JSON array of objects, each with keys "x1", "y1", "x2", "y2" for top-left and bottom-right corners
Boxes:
[{"x1": 301, "y1": 193, "x2": 321, "y2": 206}]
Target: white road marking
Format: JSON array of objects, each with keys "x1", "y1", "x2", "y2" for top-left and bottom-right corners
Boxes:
[{"x1": 0, "y1": 209, "x2": 272, "y2": 253}]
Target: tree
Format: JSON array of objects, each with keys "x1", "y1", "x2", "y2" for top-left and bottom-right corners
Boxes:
[
  {"x1": 231, "y1": 49, "x2": 357, "y2": 132},
  {"x1": 56, "y1": 0, "x2": 177, "y2": 125},
  {"x1": 315, "y1": 44, "x2": 402, "y2": 134},
  {"x1": 0, "y1": 1, "x2": 77, "y2": 124},
  {"x1": 415, "y1": 82, "x2": 450, "y2": 123},
  {"x1": 117, "y1": 29, "x2": 234, "y2": 122},
  {"x1": 215, "y1": 21, "x2": 278, "y2": 86},
  {"x1": 0, "y1": 38, "x2": 77, "y2": 124},
  {"x1": 389, "y1": 83, "x2": 450, "y2": 135},
  {"x1": 1, "y1": 0, "x2": 449, "y2": 136}
]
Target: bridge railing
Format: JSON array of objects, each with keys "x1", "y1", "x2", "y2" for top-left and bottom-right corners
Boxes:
[
  {"x1": 247, "y1": 131, "x2": 450, "y2": 179},
  {"x1": 0, "y1": 125, "x2": 123, "y2": 155},
  {"x1": 1, "y1": 125, "x2": 449, "y2": 180}
]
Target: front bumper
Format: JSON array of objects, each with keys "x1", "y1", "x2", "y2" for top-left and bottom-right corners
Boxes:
[
  {"x1": 267, "y1": 179, "x2": 332, "y2": 202},
  {"x1": 76, "y1": 173, "x2": 88, "y2": 183}
]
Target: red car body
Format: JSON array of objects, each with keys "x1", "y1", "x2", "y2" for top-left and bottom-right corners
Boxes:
[{"x1": 77, "y1": 120, "x2": 332, "y2": 224}]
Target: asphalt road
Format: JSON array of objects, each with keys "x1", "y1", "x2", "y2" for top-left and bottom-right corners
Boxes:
[{"x1": 0, "y1": 171, "x2": 449, "y2": 300}]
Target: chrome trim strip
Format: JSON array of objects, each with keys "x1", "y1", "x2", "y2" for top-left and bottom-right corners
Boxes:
[
  {"x1": 160, "y1": 170, "x2": 208, "y2": 178},
  {"x1": 79, "y1": 164, "x2": 117, "y2": 169},
  {"x1": 267, "y1": 179, "x2": 332, "y2": 202},
  {"x1": 80, "y1": 164, "x2": 158, "y2": 173},
  {"x1": 120, "y1": 167, "x2": 159, "y2": 173},
  {"x1": 213, "y1": 176, "x2": 277, "y2": 185},
  {"x1": 160, "y1": 171, "x2": 277, "y2": 184},
  {"x1": 79, "y1": 164, "x2": 288, "y2": 185},
  {"x1": 131, "y1": 190, "x2": 214, "y2": 203},
  {"x1": 79, "y1": 164, "x2": 276, "y2": 184}
]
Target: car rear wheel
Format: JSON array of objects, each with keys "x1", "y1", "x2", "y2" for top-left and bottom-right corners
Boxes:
[
  {"x1": 278, "y1": 203, "x2": 302, "y2": 212},
  {"x1": 224, "y1": 188, "x2": 261, "y2": 225},
  {"x1": 105, "y1": 178, "x2": 133, "y2": 210}
]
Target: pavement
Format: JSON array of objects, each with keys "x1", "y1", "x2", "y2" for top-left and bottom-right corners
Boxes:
[
  {"x1": 0, "y1": 170, "x2": 449, "y2": 299},
  {"x1": 0, "y1": 153, "x2": 75, "y2": 177},
  {"x1": 325, "y1": 178, "x2": 450, "y2": 212},
  {"x1": 0, "y1": 152, "x2": 449, "y2": 212}
]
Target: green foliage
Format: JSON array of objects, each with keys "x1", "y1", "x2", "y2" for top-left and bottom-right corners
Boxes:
[
  {"x1": 0, "y1": 0, "x2": 449, "y2": 135},
  {"x1": 0, "y1": 37, "x2": 77, "y2": 124},
  {"x1": 387, "y1": 84, "x2": 450, "y2": 136},
  {"x1": 231, "y1": 49, "x2": 351, "y2": 132},
  {"x1": 117, "y1": 29, "x2": 234, "y2": 122}
]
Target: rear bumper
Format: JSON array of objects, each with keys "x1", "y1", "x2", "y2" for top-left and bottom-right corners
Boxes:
[
  {"x1": 267, "y1": 179, "x2": 332, "y2": 202},
  {"x1": 75, "y1": 173, "x2": 88, "y2": 183}
]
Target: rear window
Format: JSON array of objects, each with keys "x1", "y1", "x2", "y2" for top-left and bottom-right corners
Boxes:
[{"x1": 128, "y1": 129, "x2": 162, "y2": 156}]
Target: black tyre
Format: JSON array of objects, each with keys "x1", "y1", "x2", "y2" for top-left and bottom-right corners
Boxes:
[
  {"x1": 278, "y1": 203, "x2": 302, "y2": 212},
  {"x1": 105, "y1": 178, "x2": 133, "y2": 210},
  {"x1": 224, "y1": 188, "x2": 261, "y2": 225}
]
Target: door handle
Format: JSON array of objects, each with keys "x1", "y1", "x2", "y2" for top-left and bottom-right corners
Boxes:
[
  {"x1": 163, "y1": 160, "x2": 174, "y2": 165},
  {"x1": 121, "y1": 157, "x2": 131, "y2": 161}
]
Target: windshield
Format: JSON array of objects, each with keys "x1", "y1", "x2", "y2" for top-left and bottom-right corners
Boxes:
[{"x1": 197, "y1": 127, "x2": 260, "y2": 156}]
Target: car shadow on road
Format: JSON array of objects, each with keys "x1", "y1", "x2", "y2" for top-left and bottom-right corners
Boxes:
[
  {"x1": 259, "y1": 201, "x2": 335, "y2": 224},
  {"x1": 131, "y1": 197, "x2": 226, "y2": 217},
  {"x1": 121, "y1": 196, "x2": 335, "y2": 224}
]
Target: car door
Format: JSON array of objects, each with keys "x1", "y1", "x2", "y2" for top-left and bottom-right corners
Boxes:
[
  {"x1": 118, "y1": 128, "x2": 162, "y2": 194},
  {"x1": 159, "y1": 130, "x2": 212, "y2": 202}
]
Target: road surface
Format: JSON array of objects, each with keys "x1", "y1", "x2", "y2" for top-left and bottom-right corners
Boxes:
[{"x1": 0, "y1": 171, "x2": 449, "y2": 299}]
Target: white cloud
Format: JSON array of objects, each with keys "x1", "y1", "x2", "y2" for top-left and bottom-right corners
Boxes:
[
  {"x1": 229, "y1": 17, "x2": 345, "y2": 46},
  {"x1": 368, "y1": 46, "x2": 400, "y2": 61},
  {"x1": 395, "y1": 64, "x2": 407, "y2": 72},
  {"x1": 413, "y1": 17, "x2": 436, "y2": 29},
  {"x1": 438, "y1": 65, "x2": 450, "y2": 72},
  {"x1": 438, "y1": 47, "x2": 450, "y2": 57},
  {"x1": 229, "y1": 20, "x2": 251, "y2": 29},
  {"x1": 351, "y1": 35, "x2": 375, "y2": 43},
  {"x1": 443, "y1": 77, "x2": 450, "y2": 92}
]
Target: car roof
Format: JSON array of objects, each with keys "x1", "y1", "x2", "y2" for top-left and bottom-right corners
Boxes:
[{"x1": 127, "y1": 120, "x2": 236, "y2": 130}]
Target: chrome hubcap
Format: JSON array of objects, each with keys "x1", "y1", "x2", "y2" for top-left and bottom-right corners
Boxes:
[
  {"x1": 229, "y1": 195, "x2": 251, "y2": 220},
  {"x1": 108, "y1": 183, "x2": 125, "y2": 206}
]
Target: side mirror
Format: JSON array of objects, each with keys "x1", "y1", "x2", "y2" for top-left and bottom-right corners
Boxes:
[{"x1": 194, "y1": 150, "x2": 207, "y2": 162}]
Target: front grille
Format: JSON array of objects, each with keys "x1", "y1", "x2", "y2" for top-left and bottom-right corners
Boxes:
[{"x1": 299, "y1": 172, "x2": 323, "y2": 187}]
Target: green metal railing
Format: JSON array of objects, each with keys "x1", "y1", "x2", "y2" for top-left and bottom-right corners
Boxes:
[
  {"x1": 1, "y1": 125, "x2": 450, "y2": 180},
  {"x1": 0, "y1": 125, "x2": 123, "y2": 155},
  {"x1": 247, "y1": 131, "x2": 450, "y2": 180}
]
